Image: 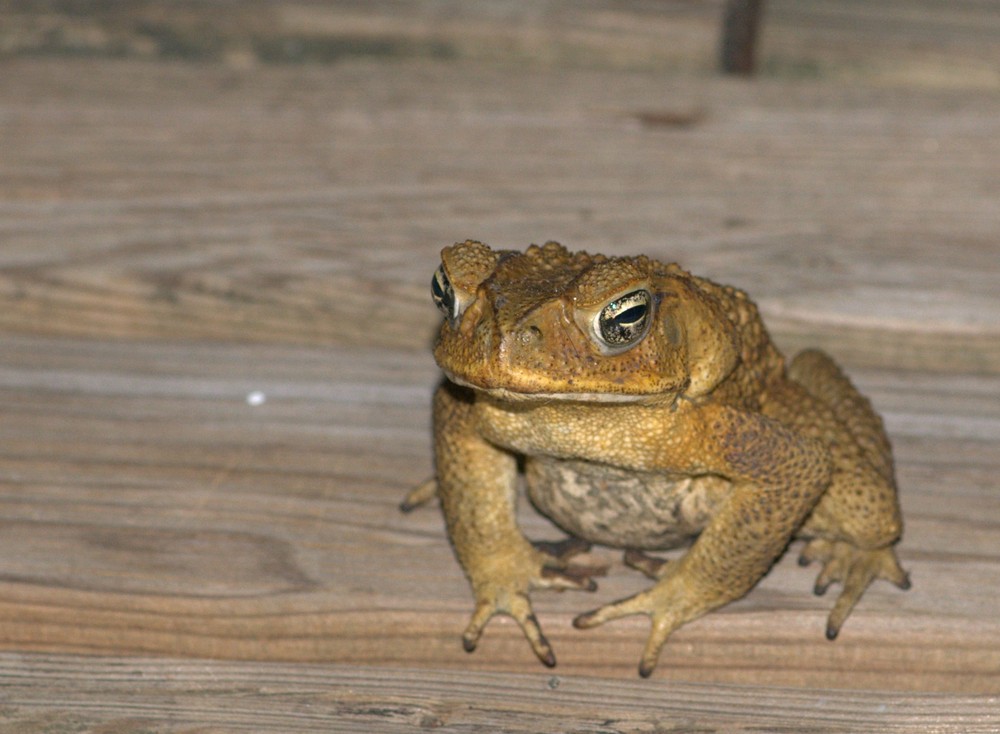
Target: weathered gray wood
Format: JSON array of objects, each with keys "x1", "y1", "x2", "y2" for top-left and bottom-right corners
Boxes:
[
  {"x1": 0, "y1": 333, "x2": 997, "y2": 693},
  {"x1": 0, "y1": 0, "x2": 998, "y2": 728},
  {"x1": 1, "y1": 655, "x2": 998, "y2": 733},
  {"x1": 2, "y1": 57, "x2": 997, "y2": 370}
]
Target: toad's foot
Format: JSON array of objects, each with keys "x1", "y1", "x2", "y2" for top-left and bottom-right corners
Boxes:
[
  {"x1": 573, "y1": 568, "x2": 707, "y2": 678},
  {"x1": 534, "y1": 537, "x2": 609, "y2": 580},
  {"x1": 624, "y1": 548, "x2": 670, "y2": 579},
  {"x1": 399, "y1": 477, "x2": 437, "y2": 513},
  {"x1": 533, "y1": 536, "x2": 591, "y2": 563},
  {"x1": 464, "y1": 544, "x2": 598, "y2": 668},
  {"x1": 798, "y1": 538, "x2": 910, "y2": 640}
]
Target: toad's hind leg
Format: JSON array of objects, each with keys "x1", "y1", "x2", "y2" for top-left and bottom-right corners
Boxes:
[
  {"x1": 789, "y1": 349, "x2": 893, "y2": 480},
  {"x1": 787, "y1": 349, "x2": 910, "y2": 638}
]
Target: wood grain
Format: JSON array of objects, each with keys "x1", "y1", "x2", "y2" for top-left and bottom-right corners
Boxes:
[
  {"x1": 0, "y1": 335, "x2": 997, "y2": 694},
  {"x1": 1, "y1": 655, "x2": 998, "y2": 733},
  {"x1": 0, "y1": 0, "x2": 998, "y2": 728}
]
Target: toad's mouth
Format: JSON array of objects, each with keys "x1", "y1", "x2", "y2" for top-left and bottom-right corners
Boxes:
[{"x1": 443, "y1": 371, "x2": 668, "y2": 405}]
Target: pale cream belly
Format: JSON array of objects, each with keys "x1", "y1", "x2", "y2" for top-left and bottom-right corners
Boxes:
[{"x1": 524, "y1": 457, "x2": 731, "y2": 550}]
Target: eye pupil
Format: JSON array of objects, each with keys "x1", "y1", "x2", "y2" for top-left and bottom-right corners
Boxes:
[
  {"x1": 431, "y1": 266, "x2": 455, "y2": 317},
  {"x1": 610, "y1": 304, "x2": 647, "y2": 327},
  {"x1": 597, "y1": 290, "x2": 651, "y2": 348}
]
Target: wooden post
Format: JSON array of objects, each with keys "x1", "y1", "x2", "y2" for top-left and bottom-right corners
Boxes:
[{"x1": 720, "y1": 0, "x2": 765, "y2": 75}]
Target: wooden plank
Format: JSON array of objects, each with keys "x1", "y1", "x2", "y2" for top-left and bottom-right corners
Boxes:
[
  {"x1": 1, "y1": 655, "x2": 998, "y2": 733},
  {"x1": 0, "y1": 334, "x2": 997, "y2": 695},
  {"x1": 1, "y1": 58, "x2": 997, "y2": 370},
  {"x1": 0, "y1": 0, "x2": 997, "y2": 82}
]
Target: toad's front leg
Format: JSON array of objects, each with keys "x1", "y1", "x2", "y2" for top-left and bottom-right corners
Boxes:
[
  {"x1": 433, "y1": 383, "x2": 597, "y2": 667},
  {"x1": 575, "y1": 405, "x2": 833, "y2": 677}
]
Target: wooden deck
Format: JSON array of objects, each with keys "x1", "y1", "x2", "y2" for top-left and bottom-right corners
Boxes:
[{"x1": 0, "y1": 2, "x2": 998, "y2": 731}]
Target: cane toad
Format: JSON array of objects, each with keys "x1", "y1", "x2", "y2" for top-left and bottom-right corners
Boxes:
[{"x1": 403, "y1": 240, "x2": 909, "y2": 677}]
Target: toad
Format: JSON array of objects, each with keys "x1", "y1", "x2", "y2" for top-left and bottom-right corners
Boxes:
[{"x1": 403, "y1": 240, "x2": 909, "y2": 677}]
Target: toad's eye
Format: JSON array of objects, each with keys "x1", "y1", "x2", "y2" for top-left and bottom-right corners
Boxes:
[
  {"x1": 596, "y1": 289, "x2": 652, "y2": 349},
  {"x1": 431, "y1": 265, "x2": 456, "y2": 318}
]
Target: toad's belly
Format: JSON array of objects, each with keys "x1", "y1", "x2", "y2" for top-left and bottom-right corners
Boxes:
[{"x1": 524, "y1": 457, "x2": 731, "y2": 550}]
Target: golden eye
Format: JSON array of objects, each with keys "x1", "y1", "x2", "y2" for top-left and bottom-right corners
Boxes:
[
  {"x1": 431, "y1": 265, "x2": 455, "y2": 318},
  {"x1": 596, "y1": 289, "x2": 651, "y2": 348}
]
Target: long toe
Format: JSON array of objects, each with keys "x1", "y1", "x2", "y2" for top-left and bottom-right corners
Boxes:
[{"x1": 812, "y1": 543, "x2": 910, "y2": 640}]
